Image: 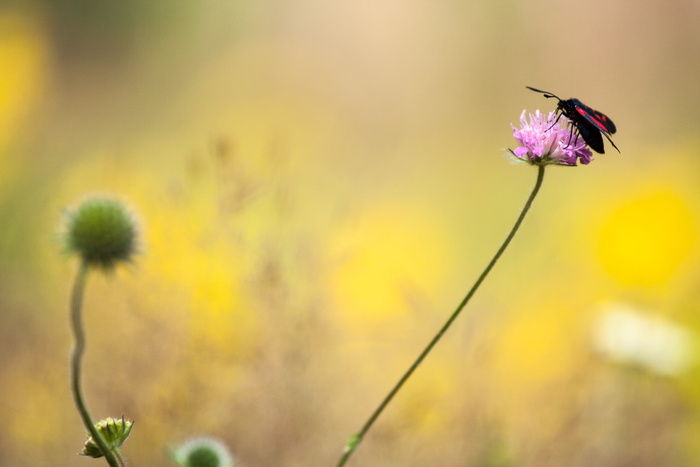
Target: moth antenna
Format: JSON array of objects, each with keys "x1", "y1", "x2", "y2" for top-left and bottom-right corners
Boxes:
[{"x1": 526, "y1": 86, "x2": 561, "y2": 101}]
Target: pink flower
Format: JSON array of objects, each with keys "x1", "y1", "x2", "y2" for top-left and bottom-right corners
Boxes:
[{"x1": 509, "y1": 110, "x2": 593, "y2": 166}]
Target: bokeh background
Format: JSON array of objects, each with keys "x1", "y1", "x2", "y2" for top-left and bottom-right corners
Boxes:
[{"x1": 1, "y1": 1, "x2": 700, "y2": 466}]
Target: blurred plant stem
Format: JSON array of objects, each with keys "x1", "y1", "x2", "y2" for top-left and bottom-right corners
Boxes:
[
  {"x1": 337, "y1": 165, "x2": 546, "y2": 466},
  {"x1": 114, "y1": 447, "x2": 126, "y2": 466},
  {"x1": 70, "y1": 261, "x2": 122, "y2": 467}
]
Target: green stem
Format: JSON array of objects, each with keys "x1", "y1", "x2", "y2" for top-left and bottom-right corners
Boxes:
[
  {"x1": 337, "y1": 165, "x2": 546, "y2": 466},
  {"x1": 70, "y1": 261, "x2": 121, "y2": 467},
  {"x1": 114, "y1": 447, "x2": 126, "y2": 467}
]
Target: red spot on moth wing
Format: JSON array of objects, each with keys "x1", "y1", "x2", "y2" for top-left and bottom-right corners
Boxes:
[
  {"x1": 576, "y1": 107, "x2": 616, "y2": 134},
  {"x1": 592, "y1": 110, "x2": 616, "y2": 133}
]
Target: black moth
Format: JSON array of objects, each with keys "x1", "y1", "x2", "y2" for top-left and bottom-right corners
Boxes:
[{"x1": 526, "y1": 86, "x2": 619, "y2": 154}]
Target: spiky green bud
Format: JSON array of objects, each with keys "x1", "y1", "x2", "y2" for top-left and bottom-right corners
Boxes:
[
  {"x1": 171, "y1": 437, "x2": 235, "y2": 467},
  {"x1": 81, "y1": 416, "x2": 134, "y2": 458},
  {"x1": 64, "y1": 197, "x2": 138, "y2": 270}
]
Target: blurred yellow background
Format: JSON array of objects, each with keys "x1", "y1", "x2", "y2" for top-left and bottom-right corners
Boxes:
[{"x1": 1, "y1": 1, "x2": 699, "y2": 466}]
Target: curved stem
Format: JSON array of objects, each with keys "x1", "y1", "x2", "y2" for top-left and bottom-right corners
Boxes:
[
  {"x1": 337, "y1": 165, "x2": 546, "y2": 466},
  {"x1": 70, "y1": 261, "x2": 121, "y2": 467}
]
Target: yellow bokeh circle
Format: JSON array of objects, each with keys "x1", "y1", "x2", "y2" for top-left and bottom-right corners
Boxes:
[
  {"x1": 598, "y1": 190, "x2": 696, "y2": 287},
  {"x1": 0, "y1": 12, "x2": 48, "y2": 185},
  {"x1": 329, "y1": 203, "x2": 449, "y2": 325}
]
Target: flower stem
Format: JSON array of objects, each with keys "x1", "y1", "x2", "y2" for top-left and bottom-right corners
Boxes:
[
  {"x1": 336, "y1": 165, "x2": 546, "y2": 466},
  {"x1": 70, "y1": 261, "x2": 121, "y2": 467},
  {"x1": 114, "y1": 447, "x2": 127, "y2": 467}
]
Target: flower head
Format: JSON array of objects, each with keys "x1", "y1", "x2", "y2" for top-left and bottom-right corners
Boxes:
[
  {"x1": 508, "y1": 110, "x2": 593, "y2": 166},
  {"x1": 171, "y1": 437, "x2": 236, "y2": 467},
  {"x1": 81, "y1": 416, "x2": 134, "y2": 458},
  {"x1": 64, "y1": 197, "x2": 138, "y2": 271}
]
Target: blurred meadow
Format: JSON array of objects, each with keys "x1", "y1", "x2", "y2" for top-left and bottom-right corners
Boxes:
[{"x1": 1, "y1": 0, "x2": 700, "y2": 466}]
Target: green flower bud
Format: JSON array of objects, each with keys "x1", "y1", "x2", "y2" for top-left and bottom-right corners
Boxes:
[
  {"x1": 171, "y1": 437, "x2": 235, "y2": 467},
  {"x1": 81, "y1": 416, "x2": 134, "y2": 458},
  {"x1": 64, "y1": 197, "x2": 138, "y2": 271}
]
